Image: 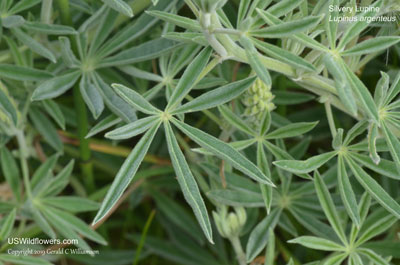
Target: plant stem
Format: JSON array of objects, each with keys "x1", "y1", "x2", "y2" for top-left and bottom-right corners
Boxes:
[
  {"x1": 230, "y1": 236, "x2": 246, "y2": 265},
  {"x1": 56, "y1": 0, "x2": 95, "y2": 192},
  {"x1": 324, "y1": 100, "x2": 337, "y2": 138},
  {"x1": 16, "y1": 130, "x2": 32, "y2": 199},
  {"x1": 73, "y1": 83, "x2": 95, "y2": 192}
]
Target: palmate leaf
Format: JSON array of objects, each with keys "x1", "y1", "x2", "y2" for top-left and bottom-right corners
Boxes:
[
  {"x1": 105, "y1": 116, "x2": 159, "y2": 140},
  {"x1": 0, "y1": 208, "x2": 16, "y2": 240},
  {"x1": 0, "y1": 148, "x2": 21, "y2": 201},
  {"x1": 314, "y1": 171, "x2": 347, "y2": 244},
  {"x1": 146, "y1": 10, "x2": 201, "y2": 31},
  {"x1": 251, "y1": 15, "x2": 322, "y2": 38},
  {"x1": 273, "y1": 151, "x2": 337, "y2": 175},
  {"x1": 93, "y1": 122, "x2": 160, "y2": 225},
  {"x1": 342, "y1": 37, "x2": 400, "y2": 57},
  {"x1": 346, "y1": 156, "x2": 400, "y2": 219},
  {"x1": 166, "y1": 47, "x2": 213, "y2": 110},
  {"x1": 172, "y1": 76, "x2": 256, "y2": 114},
  {"x1": 288, "y1": 236, "x2": 344, "y2": 251},
  {"x1": 265, "y1": 121, "x2": 318, "y2": 139},
  {"x1": 240, "y1": 36, "x2": 271, "y2": 86},
  {"x1": 246, "y1": 208, "x2": 281, "y2": 262},
  {"x1": 112, "y1": 83, "x2": 160, "y2": 115},
  {"x1": 164, "y1": 121, "x2": 213, "y2": 243},
  {"x1": 0, "y1": 64, "x2": 52, "y2": 81},
  {"x1": 0, "y1": 254, "x2": 52, "y2": 265},
  {"x1": 172, "y1": 118, "x2": 274, "y2": 186},
  {"x1": 0, "y1": 88, "x2": 17, "y2": 126},
  {"x1": 101, "y1": 0, "x2": 133, "y2": 17},
  {"x1": 337, "y1": 155, "x2": 360, "y2": 227},
  {"x1": 31, "y1": 71, "x2": 81, "y2": 101}
]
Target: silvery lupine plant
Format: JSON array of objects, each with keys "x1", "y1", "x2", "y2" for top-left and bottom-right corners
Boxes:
[{"x1": 0, "y1": 0, "x2": 399, "y2": 264}]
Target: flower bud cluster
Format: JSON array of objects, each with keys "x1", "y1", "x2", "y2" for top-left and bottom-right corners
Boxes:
[
  {"x1": 213, "y1": 206, "x2": 247, "y2": 239},
  {"x1": 242, "y1": 78, "x2": 275, "y2": 118}
]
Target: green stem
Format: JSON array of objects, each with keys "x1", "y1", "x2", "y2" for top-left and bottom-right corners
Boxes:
[
  {"x1": 56, "y1": 0, "x2": 94, "y2": 192},
  {"x1": 230, "y1": 237, "x2": 246, "y2": 265},
  {"x1": 324, "y1": 100, "x2": 337, "y2": 138},
  {"x1": 73, "y1": 83, "x2": 95, "y2": 192},
  {"x1": 16, "y1": 131, "x2": 32, "y2": 199}
]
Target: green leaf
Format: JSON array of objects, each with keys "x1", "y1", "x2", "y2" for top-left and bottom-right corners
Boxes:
[
  {"x1": 2, "y1": 15, "x2": 25, "y2": 28},
  {"x1": 42, "y1": 100, "x2": 66, "y2": 130},
  {"x1": 356, "y1": 209, "x2": 397, "y2": 246},
  {"x1": 172, "y1": 118, "x2": 274, "y2": 186},
  {"x1": 0, "y1": 208, "x2": 16, "y2": 240},
  {"x1": 8, "y1": 0, "x2": 41, "y2": 14},
  {"x1": 101, "y1": 0, "x2": 133, "y2": 17},
  {"x1": 29, "y1": 108, "x2": 63, "y2": 151},
  {"x1": 11, "y1": 28, "x2": 56, "y2": 63},
  {"x1": 219, "y1": 105, "x2": 255, "y2": 136},
  {"x1": 257, "y1": 142, "x2": 272, "y2": 213},
  {"x1": 343, "y1": 120, "x2": 368, "y2": 146},
  {"x1": 146, "y1": 11, "x2": 201, "y2": 31},
  {"x1": 256, "y1": 9, "x2": 328, "y2": 52},
  {"x1": 41, "y1": 196, "x2": 99, "y2": 213},
  {"x1": 264, "y1": 141, "x2": 312, "y2": 179},
  {"x1": 86, "y1": 114, "x2": 122, "y2": 138},
  {"x1": 172, "y1": 76, "x2": 256, "y2": 114},
  {"x1": 357, "y1": 248, "x2": 390, "y2": 265},
  {"x1": 0, "y1": 88, "x2": 18, "y2": 126},
  {"x1": 91, "y1": 73, "x2": 137, "y2": 122},
  {"x1": 80, "y1": 75, "x2": 104, "y2": 119},
  {"x1": 323, "y1": 53, "x2": 357, "y2": 115},
  {"x1": 105, "y1": 116, "x2": 159, "y2": 140},
  {"x1": 111, "y1": 83, "x2": 160, "y2": 115},
  {"x1": 259, "y1": 110, "x2": 271, "y2": 136},
  {"x1": 192, "y1": 139, "x2": 256, "y2": 156},
  {"x1": 31, "y1": 154, "x2": 58, "y2": 189},
  {"x1": 337, "y1": 155, "x2": 360, "y2": 227},
  {"x1": 267, "y1": 0, "x2": 303, "y2": 17},
  {"x1": 250, "y1": 15, "x2": 321, "y2": 38},
  {"x1": 32, "y1": 71, "x2": 81, "y2": 101},
  {"x1": 381, "y1": 121, "x2": 400, "y2": 174},
  {"x1": 93, "y1": 122, "x2": 160, "y2": 225},
  {"x1": 59, "y1": 36, "x2": 80, "y2": 68},
  {"x1": 43, "y1": 206, "x2": 106, "y2": 245},
  {"x1": 349, "y1": 152, "x2": 400, "y2": 180},
  {"x1": 207, "y1": 189, "x2": 264, "y2": 207},
  {"x1": 40, "y1": 160, "x2": 74, "y2": 197},
  {"x1": 265, "y1": 228, "x2": 275, "y2": 265},
  {"x1": 342, "y1": 37, "x2": 400, "y2": 56},
  {"x1": 240, "y1": 36, "x2": 271, "y2": 86},
  {"x1": 273, "y1": 151, "x2": 337, "y2": 174},
  {"x1": 266, "y1": 121, "x2": 318, "y2": 139},
  {"x1": 346, "y1": 156, "x2": 400, "y2": 219},
  {"x1": 167, "y1": 47, "x2": 213, "y2": 110},
  {"x1": 164, "y1": 121, "x2": 213, "y2": 243},
  {"x1": 288, "y1": 236, "x2": 344, "y2": 251},
  {"x1": 367, "y1": 122, "x2": 380, "y2": 164},
  {"x1": 314, "y1": 171, "x2": 347, "y2": 244},
  {"x1": 152, "y1": 191, "x2": 204, "y2": 244},
  {"x1": 245, "y1": 208, "x2": 281, "y2": 262},
  {"x1": 337, "y1": 0, "x2": 383, "y2": 50},
  {"x1": 326, "y1": 0, "x2": 339, "y2": 48},
  {"x1": 99, "y1": 38, "x2": 180, "y2": 67},
  {"x1": 323, "y1": 253, "x2": 348, "y2": 265},
  {"x1": 0, "y1": 64, "x2": 53, "y2": 81},
  {"x1": 23, "y1": 21, "x2": 77, "y2": 35},
  {"x1": 253, "y1": 38, "x2": 316, "y2": 72},
  {"x1": 0, "y1": 254, "x2": 52, "y2": 265},
  {"x1": 31, "y1": 205, "x2": 56, "y2": 239},
  {"x1": 0, "y1": 148, "x2": 21, "y2": 201}
]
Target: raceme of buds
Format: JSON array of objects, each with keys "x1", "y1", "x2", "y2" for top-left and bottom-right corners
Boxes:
[
  {"x1": 242, "y1": 78, "x2": 275, "y2": 118},
  {"x1": 212, "y1": 206, "x2": 247, "y2": 239}
]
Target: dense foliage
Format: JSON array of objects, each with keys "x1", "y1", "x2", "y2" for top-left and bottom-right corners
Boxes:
[{"x1": 0, "y1": 0, "x2": 399, "y2": 264}]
